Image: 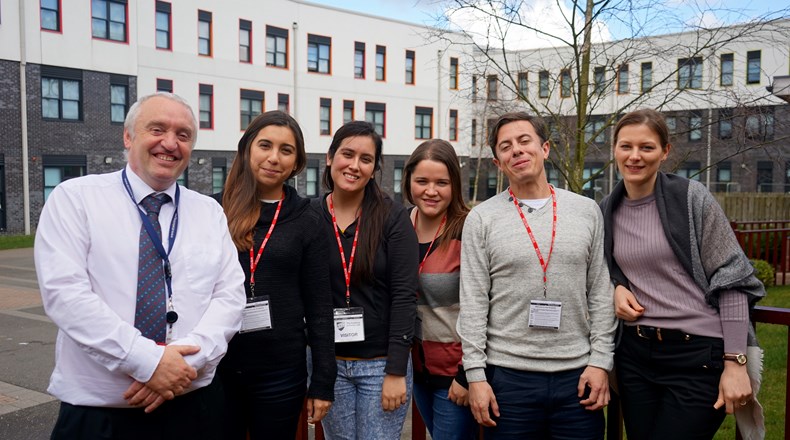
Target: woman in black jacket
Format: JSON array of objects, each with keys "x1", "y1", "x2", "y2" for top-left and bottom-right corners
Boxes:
[{"x1": 214, "y1": 111, "x2": 335, "y2": 439}]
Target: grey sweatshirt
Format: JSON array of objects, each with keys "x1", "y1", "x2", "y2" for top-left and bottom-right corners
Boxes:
[{"x1": 458, "y1": 188, "x2": 616, "y2": 383}]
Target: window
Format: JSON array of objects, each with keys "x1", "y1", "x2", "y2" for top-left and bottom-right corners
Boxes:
[
  {"x1": 354, "y1": 42, "x2": 365, "y2": 79},
  {"x1": 747, "y1": 50, "x2": 761, "y2": 84},
  {"x1": 757, "y1": 161, "x2": 773, "y2": 192},
  {"x1": 240, "y1": 89, "x2": 264, "y2": 130},
  {"x1": 678, "y1": 57, "x2": 702, "y2": 89},
  {"x1": 539, "y1": 70, "x2": 549, "y2": 98},
  {"x1": 449, "y1": 58, "x2": 459, "y2": 89},
  {"x1": 676, "y1": 162, "x2": 701, "y2": 181},
  {"x1": 239, "y1": 19, "x2": 252, "y2": 63},
  {"x1": 518, "y1": 72, "x2": 528, "y2": 99},
  {"x1": 415, "y1": 107, "x2": 433, "y2": 139},
  {"x1": 320, "y1": 98, "x2": 332, "y2": 136},
  {"x1": 212, "y1": 158, "x2": 227, "y2": 194},
  {"x1": 617, "y1": 64, "x2": 629, "y2": 94},
  {"x1": 278, "y1": 93, "x2": 289, "y2": 113},
  {"x1": 716, "y1": 161, "x2": 732, "y2": 192},
  {"x1": 593, "y1": 66, "x2": 605, "y2": 94},
  {"x1": 266, "y1": 26, "x2": 288, "y2": 68},
  {"x1": 665, "y1": 116, "x2": 676, "y2": 134},
  {"x1": 198, "y1": 10, "x2": 212, "y2": 56},
  {"x1": 449, "y1": 109, "x2": 458, "y2": 141},
  {"x1": 305, "y1": 160, "x2": 319, "y2": 197},
  {"x1": 405, "y1": 50, "x2": 415, "y2": 85},
  {"x1": 177, "y1": 170, "x2": 188, "y2": 188},
  {"x1": 41, "y1": 67, "x2": 82, "y2": 121},
  {"x1": 486, "y1": 169, "x2": 498, "y2": 199},
  {"x1": 199, "y1": 84, "x2": 213, "y2": 129},
  {"x1": 43, "y1": 155, "x2": 86, "y2": 202},
  {"x1": 471, "y1": 119, "x2": 477, "y2": 146},
  {"x1": 487, "y1": 75, "x2": 498, "y2": 101},
  {"x1": 584, "y1": 117, "x2": 606, "y2": 144},
  {"x1": 41, "y1": 0, "x2": 60, "y2": 31},
  {"x1": 394, "y1": 160, "x2": 404, "y2": 198},
  {"x1": 308, "y1": 34, "x2": 331, "y2": 74},
  {"x1": 343, "y1": 100, "x2": 354, "y2": 124},
  {"x1": 365, "y1": 102, "x2": 385, "y2": 137},
  {"x1": 155, "y1": 1, "x2": 171, "y2": 50},
  {"x1": 720, "y1": 53, "x2": 733, "y2": 86},
  {"x1": 718, "y1": 108, "x2": 733, "y2": 139},
  {"x1": 471, "y1": 75, "x2": 478, "y2": 102},
  {"x1": 110, "y1": 75, "x2": 128, "y2": 124},
  {"x1": 156, "y1": 78, "x2": 173, "y2": 93},
  {"x1": 375, "y1": 45, "x2": 386, "y2": 81},
  {"x1": 641, "y1": 62, "x2": 652, "y2": 92},
  {"x1": 546, "y1": 163, "x2": 561, "y2": 187},
  {"x1": 745, "y1": 111, "x2": 774, "y2": 141},
  {"x1": 560, "y1": 69, "x2": 571, "y2": 98},
  {"x1": 582, "y1": 163, "x2": 604, "y2": 198},
  {"x1": 688, "y1": 111, "x2": 702, "y2": 141},
  {"x1": 92, "y1": 0, "x2": 127, "y2": 42}
]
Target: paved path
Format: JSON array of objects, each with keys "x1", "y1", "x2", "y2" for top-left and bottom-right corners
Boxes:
[{"x1": 0, "y1": 247, "x2": 422, "y2": 439}]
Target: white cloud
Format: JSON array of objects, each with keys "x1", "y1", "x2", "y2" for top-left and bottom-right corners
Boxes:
[{"x1": 442, "y1": 0, "x2": 611, "y2": 50}]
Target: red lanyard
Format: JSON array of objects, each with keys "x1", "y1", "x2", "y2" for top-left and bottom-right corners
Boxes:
[
  {"x1": 248, "y1": 193, "x2": 284, "y2": 293},
  {"x1": 508, "y1": 185, "x2": 557, "y2": 297},
  {"x1": 328, "y1": 194, "x2": 361, "y2": 307},
  {"x1": 413, "y1": 211, "x2": 446, "y2": 274}
]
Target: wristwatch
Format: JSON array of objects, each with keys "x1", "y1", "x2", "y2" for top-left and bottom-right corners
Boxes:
[{"x1": 723, "y1": 353, "x2": 748, "y2": 365}]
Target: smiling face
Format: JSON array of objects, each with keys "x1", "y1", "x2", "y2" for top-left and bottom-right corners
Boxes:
[
  {"x1": 410, "y1": 159, "x2": 452, "y2": 220},
  {"x1": 248, "y1": 124, "x2": 298, "y2": 199},
  {"x1": 492, "y1": 120, "x2": 549, "y2": 186},
  {"x1": 124, "y1": 96, "x2": 195, "y2": 191},
  {"x1": 614, "y1": 123, "x2": 670, "y2": 197},
  {"x1": 326, "y1": 135, "x2": 377, "y2": 196}
]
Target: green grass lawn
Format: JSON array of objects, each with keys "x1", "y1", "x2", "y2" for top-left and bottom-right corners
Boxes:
[
  {"x1": 0, "y1": 234, "x2": 34, "y2": 250},
  {"x1": 715, "y1": 284, "x2": 789, "y2": 440}
]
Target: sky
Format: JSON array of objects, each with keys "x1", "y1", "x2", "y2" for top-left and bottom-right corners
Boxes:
[{"x1": 308, "y1": 0, "x2": 788, "y2": 50}]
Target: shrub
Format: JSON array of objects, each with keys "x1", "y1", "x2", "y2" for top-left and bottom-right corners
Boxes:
[{"x1": 751, "y1": 259, "x2": 775, "y2": 288}]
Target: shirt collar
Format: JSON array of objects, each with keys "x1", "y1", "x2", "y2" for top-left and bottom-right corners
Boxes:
[{"x1": 124, "y1": 164, "x2": 178, "y2": 205}]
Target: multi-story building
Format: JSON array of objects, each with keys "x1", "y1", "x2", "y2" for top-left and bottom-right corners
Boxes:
[
  {"x1": 0, "y1": 1, "x2": 788, "y2": 234},
  {"x1": 0, "y1": 0, "x2": 473, "y2": 234}
]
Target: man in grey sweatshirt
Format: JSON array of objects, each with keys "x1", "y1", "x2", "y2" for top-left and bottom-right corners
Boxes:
[{"x1": 458, "y1": 112, "x2": 616, "y2": 439}]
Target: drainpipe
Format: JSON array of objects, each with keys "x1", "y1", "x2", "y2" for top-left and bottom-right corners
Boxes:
[
  {"x1": 292, "y1": 21, "x2": 299, "y2": 189},
  {"x1": 19, "y1": 0, "x2": 31, "y2": 234},
  {"x1": 437, "y1": 49, "x2": 442, "y2": 139}
]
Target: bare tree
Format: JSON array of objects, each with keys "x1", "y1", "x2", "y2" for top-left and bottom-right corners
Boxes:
[{"x1": 430, "y1": 0, "x2": 790, "y2": 195}]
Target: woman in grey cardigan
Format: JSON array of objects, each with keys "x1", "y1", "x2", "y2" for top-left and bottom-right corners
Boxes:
[{"x1": 600, "y1": 109, "x2": 765, "y2": 440}]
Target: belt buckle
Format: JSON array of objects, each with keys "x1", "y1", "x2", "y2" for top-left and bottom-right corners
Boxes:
[{"x1": 636, "y1": 325, "x2": 650, "y2": 339}]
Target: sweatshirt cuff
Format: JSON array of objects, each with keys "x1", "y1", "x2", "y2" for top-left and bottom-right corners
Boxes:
[
  {"x1": 465, "y1": 367, "x2": 487, "y2": 383},
  {"x1": 587, "y1": 350, "x2": 614, "y2": 372},
  {"x1": 384, "y1": 342, "x2": 412, "y2": 376}
]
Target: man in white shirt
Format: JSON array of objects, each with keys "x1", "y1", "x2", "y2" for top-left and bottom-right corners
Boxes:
[{"x1": 35, "y1": 93, "x2": 246, "y2": 438}]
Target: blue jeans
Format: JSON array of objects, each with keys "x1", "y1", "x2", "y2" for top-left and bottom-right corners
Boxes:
[
  {"x1": 321, "y1": 357, "x2": 413, "y2": 440},
  {"x1": 484, "y1": 365, "x2": 604, "y2": 440},
  {"x1": 413, "y1": 382, "x2": 477, "y2": 440}
]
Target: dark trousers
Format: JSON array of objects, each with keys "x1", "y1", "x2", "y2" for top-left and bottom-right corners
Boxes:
[
  {"x1": 51, "y1": 378, "x2": 223, "y2": 440},
  {"x1": 218, "y1": 363, "x2": 307, "y2": 440},
  {"x1": 615, "y1": 326, "x2": 726, "y2": 440},
  {"x1": 484, "y1": 365, "x2": 604, "y2": 440}
]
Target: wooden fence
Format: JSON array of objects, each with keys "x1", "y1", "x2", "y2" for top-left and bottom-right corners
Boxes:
[
  {"x1": 731, "y1": 221, "x2": 790, "y2": 286},
  {"x1": 714, "y1": 193, "x2": 790, "y2": 221}
]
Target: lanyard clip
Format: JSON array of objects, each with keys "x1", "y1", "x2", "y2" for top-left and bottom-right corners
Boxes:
[{"x1": 163, "y1": 260, "x2": 172, "y2": 279}]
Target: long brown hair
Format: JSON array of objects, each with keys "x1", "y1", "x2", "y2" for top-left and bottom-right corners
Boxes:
[
  {"x1": 223, "y1": 111, "x2": 306, "y2": 250},
  {"x1": 323, "y1": 121, "x2": 388, "y2": 283},
  {"x1": 402, "y1": 139, "x2": 469, "y2": 251}
]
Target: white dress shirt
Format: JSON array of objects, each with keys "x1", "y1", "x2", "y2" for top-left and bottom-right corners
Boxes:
[{"x1": 35, "y1": 166, "x2": 245, "y2": 407}]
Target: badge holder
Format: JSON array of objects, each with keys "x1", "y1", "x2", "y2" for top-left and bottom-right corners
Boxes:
[
  {"x1": 240, "y1": 295, "x2": 273, "y2": 333},
  {"x1": 333, "y1": 307, "x2": 365, "y2": 343},
  {"x1": 528, "y1": 300, "x2": 562, "y2": 329}
]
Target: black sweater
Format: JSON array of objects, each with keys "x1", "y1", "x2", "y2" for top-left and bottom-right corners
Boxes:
[
  {"x1": 213, "y1": 185, "x2": 336, "y2": 401},
  {"x1": 312, "y1": 194, "x2": 418, "y2": 376}
]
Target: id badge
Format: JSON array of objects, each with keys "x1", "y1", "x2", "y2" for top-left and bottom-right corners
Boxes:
[
  {"x1": 528, "y1": 300, "x2": 562, "y2": 329},
  {"x1": 334, "y1": 307, "x2": 365, "y2": 343},
  {"x1": 240, "y1": 296, "x2": 272, "y2": 333}
]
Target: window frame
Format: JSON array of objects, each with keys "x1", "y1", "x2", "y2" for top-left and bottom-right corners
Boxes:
[
  {"x1": 747, "y1": 50, "x2": 761, "y2": 84},
  {"x1": 375, "y1": 45, "x2": 386, "y2": 81},
  {"x1": 405, "y1": 50, "x2": 415, "y2": 85},
  {"x1": 307, "y1": 34, "x2": 332, "y2": 74},
  {"x1": 155, "y1": 1, "x2": 172, "y2": 50},
  {"x1": 266, "y1": 26, "x2": 289, "y2": 69},
  {"x1": 365, "y1": 102, "x2": 386, "y2": 137},
  {"x1": 640, "y1": 61, "x2": 653, "y2": 93},
  {"x1": 41, "y1": 66, "x2": 83, "y2": 121},
  {"x1": 617, "y1": 64, "x2": 629, "y2": 95},
  {"x1": 539, "y1": 70, "x2": 549, "y2": 98},
  {"x1": 240, "y1": 89, "x2": 264, "y2": 130},
  {"x1": 239, "y1": 19, "x2": 252, "y2": 63},
  {"x1": 593, "y1": 66, "x2": 605, "y2": 95},
  {"x1": 197, "y1": 10, "x2": 212, "y2": 57},
  {"x1": 449, "y1": 109, "x2": 458, "y2": 142},
  {"x1": 199, "y1": 83, "x2": 214, "y2": 130},
  {"x1": 560, "y1": 69, "x2": 571, "y2": 98},
  {"x1": 40, "y1": 0, "x2": 62, "y2": 32},
  {"x1": 518, "y1": 72, "x2": 528, "y2": 100},
  {"x1": 688, "y1": 111, "x2": 702, "y2": 142},
  {"x1": 720, "y1": 53, "x2": 734, "y2": 87},
  {"x1": 109, "y1": 75, "x2": 129, "y2": 124},
  {"x1": 677, "y1": 57, "x2": 703, "y2": 90},
  {"x1": 156, "y1": 78, "x2": 173, "y2": 93},
  {"x1": 449, "y1": 57, "x2": 459, "y2": 89},
  {"x1": 487, "y1": 75, "x2": 498, "y2": 101},
  {"x1": 343, "y1": 100, "x2": 354, "y2": 124},
  {"x1": 320, "y1": 98, "x2": 332, "y2": 136},
  {"x1": 354, "y1": 42, "x2": 365, "y2": 79},
  {"x1": 91, "y1": 0, "x2": 128, "y2": 43},
  {"x1": 415, "y1": 106, "x2": 433, "y2": 140},
  {"x1": 278, "y1": 93, "x2": 290, "y2": 113}
]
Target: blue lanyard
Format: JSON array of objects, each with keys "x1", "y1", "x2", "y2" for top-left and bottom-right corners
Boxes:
[{"x1": 122, "y1": 168, "x2": 180, "y2": 304}]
